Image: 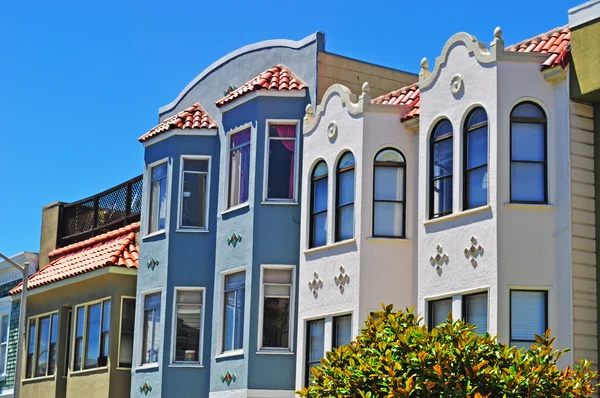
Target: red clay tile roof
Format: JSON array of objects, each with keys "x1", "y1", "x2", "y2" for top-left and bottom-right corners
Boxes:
[
  {"x1": 371, "y1": 83, "x2": 421, "y2": 121},
  {"x1": 139, "y1": 103, "x2": 217, "y2": 143},
  {"x1": 506, "y1": 26, "x2": 571, "y2": 70},
  {"x1": 216, "y1": 65, "x2": 308, "y2": 108},
  {"x1": 10, "y1": 222, "x2": 140, "y2": 294}
]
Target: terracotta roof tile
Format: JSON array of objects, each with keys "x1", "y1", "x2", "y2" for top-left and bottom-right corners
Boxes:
[
  {"x1": 506, "y1": 25, "x2": 571, "y2": 70},
  {"x1": 371, "y1": 83, "x2": 421, "y2": 121},
  {"x1": 10, "y1": 222, "x2": 140, "y2": 294},
  {"x1": 139, "y1": 103, "x2": 217, "y2": 143},
  {"x1": 216, "y1": 65, "x2": 308, "y2": 108}
]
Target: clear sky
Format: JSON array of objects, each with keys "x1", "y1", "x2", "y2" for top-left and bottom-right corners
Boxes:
[{"x1": 0, "y1": 0, "x2": 579, "y2": 256}]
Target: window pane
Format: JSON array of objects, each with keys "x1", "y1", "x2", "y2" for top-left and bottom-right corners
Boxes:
[
  {"x1": 465, "y1": 294, "x2": 488, "y2": 334},
  {"x1": 149, "y1": 166, "x2": 167, "y2": 233},
  {"x1": 175, "y1": 290, "x2": 202, "y2": 362},
  {"x1": 85, "y1": 304, "x2": 101, "y2": 369},
  {"x1": 313, "y1": 162, "x2": 328, "y2": 178},
  {"x1": 308, "y1": 320, "x2": 324, "y2": 362},
  {"x1": 27, "y1": 320, "x2": 35, "y2": 378},
  {"x1": 333, "y1": 315, "x2": 352, "y2": 348},
  {"x1": 182, "y1": 172, "x2": 207, "y2": 228},
  {"x1": 311, "y1": 213, "x2": 327, "y2": 247},
  {"x1": 374, "y1": 202, "x2": 403, "y2": 237},
  {"x1": 1, "y1": 315, "x2": 8, "y2": 343},
  {"x1": 432, "y1": 177, "x2": 452, "y2": 216},
  {"x1": 337, "y1": 204, "x2": 354, "y2": 241},
  {"x1": 262, "y1": 297, "x2": 290, "y2": 348},
  {"x1": 36, "y1": 316, "x2": 50, "y2": 377},
  {"x1": 466, "y1": 167, "x2": 488, "y2": 209},
  {"x1": 229, "y1": 130, "x2": 250, "y2": 207},
  {"x1": 223, "y1": 291, "x2": 236, "y2": 351},
  {"x1": 225, "y1": 272, "x2": 246, "y2": 290},
  {"x1": 466, "y1": 126, "x2": 488, "y2": 169},
  {"x1": 511, "y1": 291, "x2": 546, "y2": 342},
  {"x1": 0, "y1": 344, "x2": 5, "y2": 374},
  {"x1": 223, "y1": 273, "x2": 245, "y2": 352},
  {"x1": 101, "y1": 301, "x2": 111, "y2": 358},
  {"x1": 375, "y1": 149, "x2": 403, "y2": 163},
  {"x1": 152, "y1": 163, "x2": 167, "y2": 180},
  {"x1": 433, "y1": 120, "x2": 452, "y2": 140},
  {"x1": 338, "y1": 169, "x2": 354, "y2": 206},
  {"x1": 119, "y1": 299, "x2": 135, "y2": 368},
  {"x1": 145, "y1": 293, "x2": 161, "y2": 309},
  {"x1": 184, "y1": 159, "x2": 208, "y2": 173},
  {"x1": 512, "y1": 102, "x2": 545, "y2": 118},
  {"x1": 312, "y1": 178, "x2": 328, "y2": 213},
  {"x1": 433, "y1": 138, "x2": 453, "y2": 178},
  {"x1": 264, "y1": 269, "x2": 292, "y2": 284},
  {"x1": 142, "y1": 293, "x2": 161, "y2": 364},
  {"x1": 48, "y1": 313, "x2": 58, "y2": 375},
  {"x1": 374, "y1": 166, "x2": 404, "y2": 201},
  {"x1": 430, "y1": 299, "x2": 452, "y2": 329},
  {"x1": 466, "y1": 108, "x2": 487, "y2": 128},
  {"x1": 511, "y1": 163, "x2": 545, "y2": 202},
  {"x1": 75, "y1": 307, "x2": 84, "y2": 370},
  {"x1": 102, "y1": 301, "x2": 111, "y2": 333},
  {"x1": 268, "y1": 139, "x2": 295, "y2": 199},
  {"x1": 338, "y1": 152, "x2": 355, "y2": 169},
  {"x1": 511, "y1": 123, "x2": 545, "y2": 162},
  {"x1": 265, "y1": 284, "x2": 291, "y2": 297}
]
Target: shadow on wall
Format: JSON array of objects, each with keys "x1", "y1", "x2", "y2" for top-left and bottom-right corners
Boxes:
[
  {"x1": 304, "y1": 240, "x2": 358, "y2": 261},
  {"x1": 424, "y1": 207, "x2": 493, "y2": 234}
]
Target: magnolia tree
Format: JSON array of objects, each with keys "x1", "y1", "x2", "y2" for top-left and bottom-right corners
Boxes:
[{"x1": 298, "y1": 305, "x2": 597, "y2": 398}]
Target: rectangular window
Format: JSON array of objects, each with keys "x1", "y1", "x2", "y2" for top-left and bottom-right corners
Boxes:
[
  {"x1": 0, "y1": 314, "x2": 9, "y2": 374},
  {"x1": 463, "y1": 293, "x2": 488, "y2": 335},
  {"x1": 266, "y1": 124, "x2": 296, "y2": 201},
  {"x1": 260, "y1": 268, "x2": 292, "y2": 350},
  {"x1": 428, "y1": 298, "x2": 452, "y2": 330},
  {"x1": 223, "y1": 272, "x2": 245, "y2": 352},
  {"x1": 332, "y1": 315, "x2": 352, "y2": 348},
  {"x1": 174, "y1": 289, "x2": 203, "y2": 363},
  {"x1": 73, "y1": 299, "x2": 110, "y2": 371},
  {"x1": 149, "y1": 162, "x2": 168, "y2": 233},
  {"x1": 26, "y1": 312, "x2": 58, "y2": 379},
  {"x1": 64, "y1": 310, "x2": 72, "y2": 375},
  {"x1": 510, "y1": 290, "x2": 547, "y2": 349},
  {"x1": 180, "y1": 158, "x2": 209, "y2": 229},
  {"x1": 305, "y1": 319, "x2": 325, "y2": 386},
  {"x1": 118, "y1": 298, "x2": 135, "y2": 368},
  {"x1": 228, "y1": 129, "x2": 251, "y2": 208},
  {"x1": 142, "y1": 292, "x2": 161, "y2": 364}
]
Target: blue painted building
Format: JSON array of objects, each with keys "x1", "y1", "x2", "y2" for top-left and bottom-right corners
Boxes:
[{"x1": 132, "y1": 32, "x2": 416, "y2": 397}]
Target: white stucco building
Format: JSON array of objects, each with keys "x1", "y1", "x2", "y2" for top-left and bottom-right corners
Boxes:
[{"x1": 295, "y1": 22, "x2": 598, "y2": 389}]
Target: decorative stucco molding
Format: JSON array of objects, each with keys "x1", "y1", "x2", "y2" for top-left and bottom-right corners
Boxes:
[
  {"x1": 227, "y1": 232, "x2": 243, "y2": 247},
  {"x1": 429, "y1": 244, "x2": 449, "y2": 273},
  {"x1": 304, "y1": 83, "x2": 365, "y2": 135},
  {"x1": 334, "y1": 265, "x2": 350, "y2": 293},
  {"x1": 308, "y1": 271, "x2": 323, "y2": 298},
  {"x1": 542, "y1": 66, "x2": 568, "y2": 84},
  {"x1": 463, "y1": 236, "x2": 484, "y2": 267},
  {"x1": 146, "y1": 257, "x2": 159, "y2": 271},
  {"x1": 140, "y1": 382, "x2": 152, "y2": 395}
]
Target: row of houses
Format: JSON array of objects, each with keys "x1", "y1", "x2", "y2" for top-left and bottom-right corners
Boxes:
[{"x1": 3, "y1": 1, "x2": 600, "y2": 397}]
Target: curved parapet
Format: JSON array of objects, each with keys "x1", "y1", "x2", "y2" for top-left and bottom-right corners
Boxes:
[
  {"x1": 159, "y1": 33, "x2": 323, "y2": 116},
  {"x1": 304, "y1": 83, "x2": 365, "y2": 135}
]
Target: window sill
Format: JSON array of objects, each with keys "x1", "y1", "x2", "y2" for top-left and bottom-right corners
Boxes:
[
  {"x1": 261, "y1": 200, "x2": 299, "y2": 206},
  {"x1": 304, "y1": 238, "x2": 356, "y2": 254},
  {"x1": 366, "y1": 237, "x2": 411, "y2": 244},
  {"x1": 176, "y1": 228, "x2": 209, "y2": 233},
  {"x1": 221, "y1": 203, "x2": 249, "y2": 216},
  {"x1": 23, "y1": 375, "x2": 56, "y2": 383},
  {"x1": 215, "y1": 350, "x2": 244, "y2": 360},
  {"x1": 256, "y1": 350, "x2": 294, "y2": 355},
  {"x1": 70, "y1": 366, "x2": 108, "y2": 376},
  {"x1": 504, "y1": 203, "x2": 554, "y2": 211},
  {"x1": 135, "y1": 363, "x2": 159, "y2": 372},
  {"x1": 116, "y1": 367, "x2": 132, "y2": 371},
  {"x1": 142, "y1": 230, "x2": 166, "y2": 240},
  {"x1": 423, "y1": 204, "x2": 492, "y2": 226},
  {"x1": 169, "y1": 363, "x2": 204, "y2": 368}
]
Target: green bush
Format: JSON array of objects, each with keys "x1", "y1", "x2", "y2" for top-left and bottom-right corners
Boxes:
[{"x1": 298, "y1": 304, "x2": 597, "y2": 398}]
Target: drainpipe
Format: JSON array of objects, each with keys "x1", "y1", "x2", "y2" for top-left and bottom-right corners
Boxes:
[{"x1": 0, "y1": 253, "x2": 29, "y2": 398}]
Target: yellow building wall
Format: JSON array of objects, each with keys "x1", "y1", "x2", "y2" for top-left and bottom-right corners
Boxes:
[{"x1": 571, "y1": 22, "x2": 600, "y2": 97}]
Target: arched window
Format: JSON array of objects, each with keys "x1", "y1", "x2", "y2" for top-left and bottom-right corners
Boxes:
[
  {"x1": 336, "y1": 152, "x2": 355, "y2": 242},
  {"x1": 373, "y1": 148, "x2": 406, "y2": 238},
  {"x1": 463, "y1": 108, "x2": 488, "y2": 210},
  {"x1": 310, "y1": 161, "x2": 328, "y2": 248},
  {"x1": 510, "y1": 102, "x2": 547, "y2": 203},
  {"x1": 430, "y1": 120, "x2": 453, "y2": 218}
]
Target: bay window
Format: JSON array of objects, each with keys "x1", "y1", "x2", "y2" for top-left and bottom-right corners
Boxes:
[
  {"x1": 336, "y1": 152, "x2": 355, "y2": 241},
  {"x1": 260, "y1": 267, "x2": 293, "y2": 351},
  {"x1": 228, "y1": 128, "x2": 251, "y2": 208},
  {"x1": 463, "y1": 108, "x2": 488, "y2": 209},
  {"x1": 173, "y1": 288, "x2": 203, "y2": 363},
  {"x1": 266, "y1": 123, "x2": 297, "y2": 201},
  {"x1": 149, "y1": 162, "x2": 168, "y2": 233},
  {"x1": 223, "y1": 271, "x2": 245, "y2": 352},
  {"x1": 310, "y1": 161, "x2": 328, "y2": 248},
  {"x1": 73, "y1": 299, "x2": 111, "y2": 371},
  {"x1": 26, "y1": 312, "x2": 58, "y2": 378},
  {"x1": 510, "y1": 102, "x2": 547, "y2": 203},
  {"x1": 430, "y1": 120, "x2": 453, "y2": 218},
  {"x1": 510, "y1": 290, "x2": 547, "y2": 349},
  {"x1": 373, "y1": 148, "x2": 406, "y2": 237},
  {"x1": 142, "y1": 292, "x2": 161, "y2": 365},
  {"x1": 180, "y1": 158, "x2": 209, "y2": 229}
]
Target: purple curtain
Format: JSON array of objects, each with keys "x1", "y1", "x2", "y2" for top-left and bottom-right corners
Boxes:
[
  {"x1": 275, "y1": 125, "x2": 296, "y2": 199},
  {"x1": 232, "y1": 129, "x2": 251, "y2": 203}
]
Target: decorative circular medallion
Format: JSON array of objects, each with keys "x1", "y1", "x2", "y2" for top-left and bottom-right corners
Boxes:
[
  {"x1": 450, "y1": 74, "x2": 464, "y2": 95},
  {"x1": 327, "y1": 121, "x2": 338, "y2": 140}
]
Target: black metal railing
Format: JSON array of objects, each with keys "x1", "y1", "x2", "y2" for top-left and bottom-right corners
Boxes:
[{"x1": 57, "y1": 175, "x2": 143, "y2": 247}]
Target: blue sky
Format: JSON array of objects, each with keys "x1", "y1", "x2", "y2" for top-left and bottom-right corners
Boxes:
[{"x1": 0, "y1": 0, "x2": 579, "y2": 256}]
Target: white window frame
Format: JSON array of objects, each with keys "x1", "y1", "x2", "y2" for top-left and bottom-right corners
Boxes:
[
  {"x1": 0, "y1": 298, "x2": 11, "y2": 379},
  {"x1": 25, "y1": 310, "x2": 59, "y2": 380},
  {"x1": 216, "y1": 266, "x2": 246, "y2": 358},
  {"x1": 509, "y1": 287, "x2": 549, "y2": 348},
  {"x1": 71, "y1": 297, "x2": 111, "y2": 373},
  {"x1": 223, "y1": 123, "x2": 253, "y2": 213},
  {"x1": 170, "y1": 287, "x2": 205, "y2": 367},
  {"x1": 145, "y1": 157, "x2": 170, "y2": 237},
  {"x1": 425, "y1": 287, "x2": 489, "y2": 331},
  {"x1": 176, "y1": 155, "x2": 211, "y2": 232},
  {"x1": 137, "y1": 289, "x2": 163, "y2": 369},
  {"x1": 116, "y1": 295, "x2": 136, "y2": 370},
  {"x1": 262, "y1": 120, "x2": 300, "y2": 203},
  {"x1": 257, "y1": 265, "x2": 295, "y2": 354}
]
